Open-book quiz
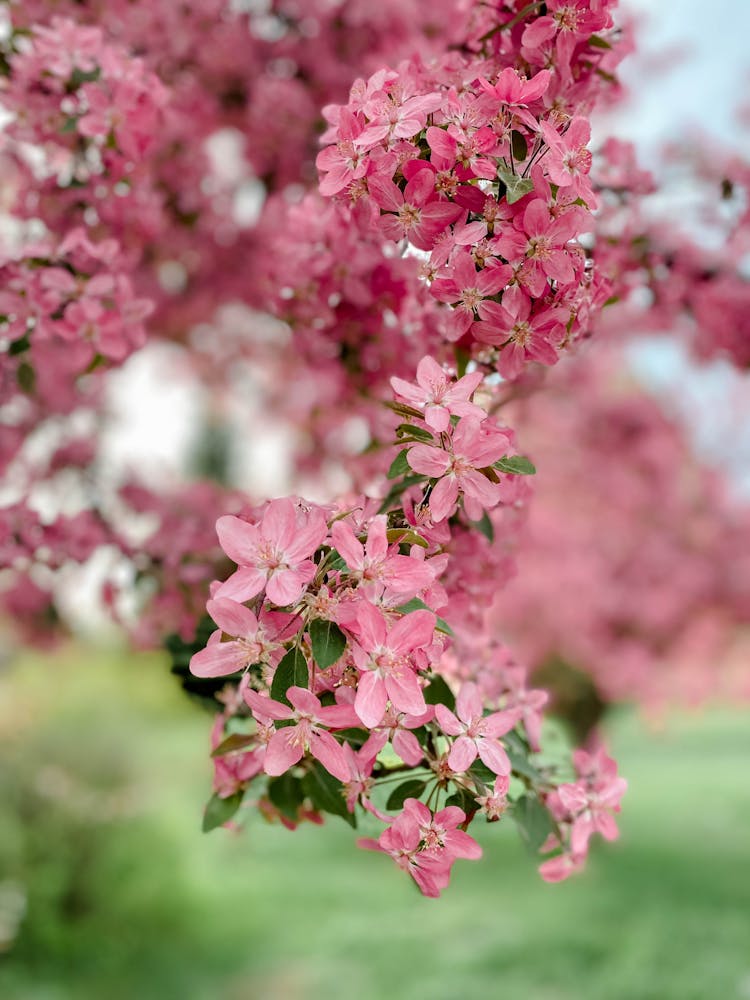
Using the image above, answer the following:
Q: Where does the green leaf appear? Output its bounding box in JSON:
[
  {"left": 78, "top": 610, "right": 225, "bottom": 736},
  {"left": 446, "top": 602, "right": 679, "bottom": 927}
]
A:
[
  {"left": 396, "top": 598, "right": 453, "bottom": 637},
  {"left": 469, "top": 510, "right": 494, "bottom": 543},
  {"left": 335, "top": 727, "right": 370, "bottom": 747},
  {"left": 325, "top": 549, "right": 347, "bottom": 572},
  {"left": 469, "top": 760, "right": 497, "bottom": 786},
  {"left": 495, "top": 455, "right": 536, "bottom": 475},
  {"left": 202, "top": 791, "right": 243, "bottom": 832},
  {"left": 385, "top": 400, "right": 424, "bottom": 420},
  {"left": 497, "top": 167, "right": 534, "bottom": 205},
  {"left": 386, "top": 528, "right": 428, "bottom": 549},
  {"left": 588, "top": 33, "right": 612, "bottom": 49},
  {"left": 507, "top": 750, "right": 544, "bottom": 784},
  {"left": 377, "top": 474, "right": 424, "bottom": 515},
  {"left": 309, "top": 618, "right": 347, "bottom": 669},
  {"left": 302, "top": 761, "right": 355, "bottom": 827},
  {"left": 267, "top": 772, "right": 304, "bottom": 821},
  {"left": 513, "top": 795, "right": 554, "bottom": 852},
  {"left": 69, "top": 65, "right": 101, "bottom": 88},
  {"left": 270, "top": 647, "right": 309, "bottom": 705},
  {"left": 455, "top": 346, "right": 471, "bottom": 379},
  {"left": 211, "top": 732, "right": 256, "bottom": 757},
  {"left": 387, "top": 449, "right": 411, "bottom": 479},
  {"left": 445, "top": 787, "right": 477, "bottom": 814},
  {"left": 423, "top": 674, "right": 456, "bottom": 711},
  {"left": 8, "top": 333, "right": 30, "bottom": 356},
  {"left": 17, "top": 361, "right": 35, "bottom": 394},
  {"left": 385, "top": 779, "right": 427, "bottom": 810},
  {"left": 396, "top": 423, "right": 434, "bottom": 443},
  {"left": 511, "top": 130, "right": 528, "bottom": 162}
]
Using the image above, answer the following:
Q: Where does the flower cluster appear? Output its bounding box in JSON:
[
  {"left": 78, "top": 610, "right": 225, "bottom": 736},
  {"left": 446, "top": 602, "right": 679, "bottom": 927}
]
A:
[
  {"left": 190, "top": 361, "right": 625, "bottom": 895},
  {"left": 317, "top": 3, "right": 624, "bottom": 381},
  {"left": 0, "top": 230, "right": 151, "bottom": 401}
]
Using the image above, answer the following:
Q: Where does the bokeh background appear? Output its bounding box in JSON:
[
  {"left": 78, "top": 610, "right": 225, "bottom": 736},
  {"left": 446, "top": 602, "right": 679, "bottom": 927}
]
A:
[{"left": 1, "top": 2, "right": 749, "bottom": 998}]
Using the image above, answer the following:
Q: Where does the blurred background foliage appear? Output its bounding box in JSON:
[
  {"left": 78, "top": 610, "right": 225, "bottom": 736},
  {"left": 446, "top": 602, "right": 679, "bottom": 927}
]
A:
[{"left": 0, "top": 646, "right": 748, "bottom": 1000}]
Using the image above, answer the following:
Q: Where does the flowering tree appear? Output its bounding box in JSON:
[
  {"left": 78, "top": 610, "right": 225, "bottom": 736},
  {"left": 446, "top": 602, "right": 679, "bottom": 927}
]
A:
[{"left": 1, "top": 1, "right": 747, "bottom": 895}]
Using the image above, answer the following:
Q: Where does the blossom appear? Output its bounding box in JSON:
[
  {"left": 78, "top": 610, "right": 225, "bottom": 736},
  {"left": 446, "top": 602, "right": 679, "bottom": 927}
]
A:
[
  {"left": 494, "top": 199, "right": 581, "bottom": 297},
  {"left": 347, "top": 601, "right": 436, "bottom": 727},
  {"left": 473, "top": 286, "right": 564, "bottom": 379},
  {"left": 475, "top": 775, "right": 510, "bottom": 820},
  {"left": 435, "top": 682, "right": 521, "bottom": 775},
  {"left": 430, "top": 254, "right": 512, "bottom": 340},
  {"left": 215, "top": 499, "right": 328, "bottom": 606},
  {"left": 368, "top": 168, "right": 462, "bottom": 251},
  {"left": 390, "top": 355, "right": 485, "bottom": 432},
  {"left": 189, "top": 598, "right": 299, "bottom": 678},
  {"left": 330, "top": 514, "right": 435, "bottom": 598},
  {"left": 244, "top": 686, "right": 358, "bottom": 782},
  {"left": 407, "top": 416, "right": 512, "bottom": 522},
  {"left": 477, "top": 68, "right": 551, "bottom": 130},
  {"left": 403, "top": 798, "right": 482, "bottom": 861}
]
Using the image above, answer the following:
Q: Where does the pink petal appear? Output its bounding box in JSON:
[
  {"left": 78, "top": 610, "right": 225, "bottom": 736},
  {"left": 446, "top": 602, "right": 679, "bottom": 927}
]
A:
[
  {"left": 435, "top": 704, "right": 462, "bottom": 737},
  {"left": 392, "top": 729, "right": 424, "bottom": 766},
  {"left": 447, "top": 829, "right": 483, "bottom": 860},
  {"left": 385, "top": 668, "right": 427, "bottom": 717},
  {"left": 447, "top": 735, "right": 478, "bottom": 773},
  {"left": 215, "top": 566, "right": 267, "bottom": 603},
  {"left": 264, "top": 727, "right": 304, "bottom": 775},
  {"left": 455, "top": 682, "right": 482, "bottom": 725},
  {"left": 331, "top": 520, "right": 365, "bottom": 571},
  {"left": 368, "top": 174, "right": 403, "bottom": 212},
  {"left": 286, "top": 686, "right": 320, "bottom": 716},
  {"left": 429, "top": 475, "right": 459, "bottom": 522},
  {"left": 216, "top": 515, "right": 260, "bottom": 565},
  {"left": 425, "top": 405, "right": 450, "bottom": 432},
  {"left": 355, "top": 670, "right": 388, "bottom": 728},
  {"left": 364, "top": 516, "right": 388, "bottom": 562},
  {"left": 477, "top": 737, "right": 511, "bottom": 776},
  {"left": 245, "top": 689, "right": 292, "bottom": 722},
  {"left": 286, "top": 511, "right": 328, "bottom": 562},
  {"left": 388, "top": 609, "right": 436, "bottom": 653},
  {"left": 482, "top": 708, "right": 522, "bottom": 738},
  {"left": 310, "top": 730, "right": 350, "bottom": 782},
  {"left": 266, "top": 565, "right": 314, "bottom": 606},
  {"left": 189, "top": 640, "right": 246, "bottom": 678},
  {"left": 206, "top": 597, "right": 259, "bottom": 638},
  {"left": 407, "top": 444, "right": 450, "bottom": 478}
]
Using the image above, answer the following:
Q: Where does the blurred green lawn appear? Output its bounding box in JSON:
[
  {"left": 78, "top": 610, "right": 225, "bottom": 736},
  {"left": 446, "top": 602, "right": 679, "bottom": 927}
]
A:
[{"left": 1, "top": 646, "right": 748, "bottom": 1000}]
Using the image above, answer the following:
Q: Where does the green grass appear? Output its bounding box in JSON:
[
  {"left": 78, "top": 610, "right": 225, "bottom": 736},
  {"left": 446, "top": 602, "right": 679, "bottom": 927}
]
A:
[{"left": 0, "top": 647, "right": 748, "bottom": 1000}]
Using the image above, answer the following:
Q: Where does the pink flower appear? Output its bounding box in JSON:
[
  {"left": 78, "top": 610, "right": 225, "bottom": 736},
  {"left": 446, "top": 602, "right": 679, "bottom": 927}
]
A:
[
  {"left": 435, "top": 682, "right": 520, "bottom": 775},
  {"left": 430, "top": 253, "right": 512, "bottom": 340},
  {"left": 494, "top": 199, "right": 580, "bottom": 297},
  {"left": 473, "top": 286, "right": 564, "bottom": 379},
  {"left": 368, "top": 168, "right": 462, "bottom": 251},
  {"left": 360, "top": 704, "right": 435, "bottom": 766},
  {"left": 244, "top": 686, "right": 357, "bottom": 783},
  {"left": 407, "top": 416, "right": 511, "bottom": 522},
  {"left": 215, "top": 498, "right": 328, "bottom": 606},
  {"left": 477, "top": 68, "right": 551, "bottom": 131},
  {"left": 190, "top": 597, "right": 299, "bottom": 678},
  {"left": 347, "top": 601, "right": 436, "bottom": 727},
  {"left": 330, "top": 514, "right": 434, "bottom": 599},
  {"left": 358, "top": 807, "right": 450, "bottom": 897},
  {"left": 316, "top": 108, "right": 368, "bottom": 196},
  {"left": 356, "top": 90, "right": 442, "bottom": 149},
  {"left": 475, "top": 775, "right": 510, "bottom": 820},
  {"left": 541, "top": 118, "right": 596, "bottom": 207},
  {"left": 403, "top": 798, "right": 482, "bottom": 861},
  {"left": 390, "top": 355, "right": 485, "bottom": 432},
  {"left": 538, "top": 851, "right": 586, "bottom": 883}
]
